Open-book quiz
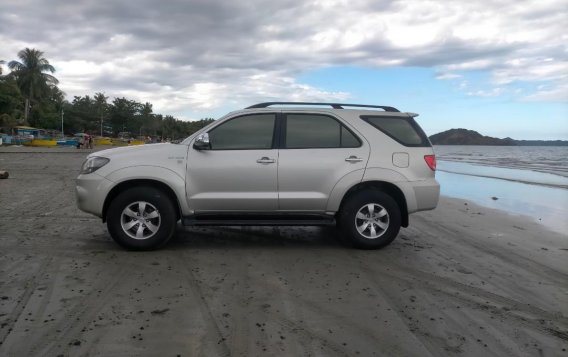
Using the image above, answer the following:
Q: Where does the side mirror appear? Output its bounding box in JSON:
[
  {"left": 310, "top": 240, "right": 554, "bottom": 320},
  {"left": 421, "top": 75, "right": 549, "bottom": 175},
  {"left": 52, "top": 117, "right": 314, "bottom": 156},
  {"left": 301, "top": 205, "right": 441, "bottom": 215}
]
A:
[{"left": 193, "top": 133, "right": 211, "bottom": 150}]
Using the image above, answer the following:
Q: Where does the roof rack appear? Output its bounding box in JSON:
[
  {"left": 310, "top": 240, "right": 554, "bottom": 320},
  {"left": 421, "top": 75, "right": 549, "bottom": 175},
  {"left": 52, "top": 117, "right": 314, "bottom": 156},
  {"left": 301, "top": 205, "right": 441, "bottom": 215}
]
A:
[{"left": 245, "top": 102, "right": 400, "bottom": 112}]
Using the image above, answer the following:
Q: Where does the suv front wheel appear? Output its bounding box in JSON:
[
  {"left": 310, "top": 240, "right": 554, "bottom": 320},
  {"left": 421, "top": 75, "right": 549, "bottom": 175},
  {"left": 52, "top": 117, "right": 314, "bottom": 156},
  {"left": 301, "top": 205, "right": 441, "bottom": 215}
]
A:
[
  {"left": 339, "top": 190, "right": 401, "bottom": 249},
  {"left": 107, "top": 186, "right": 177, "bottom": 250}
]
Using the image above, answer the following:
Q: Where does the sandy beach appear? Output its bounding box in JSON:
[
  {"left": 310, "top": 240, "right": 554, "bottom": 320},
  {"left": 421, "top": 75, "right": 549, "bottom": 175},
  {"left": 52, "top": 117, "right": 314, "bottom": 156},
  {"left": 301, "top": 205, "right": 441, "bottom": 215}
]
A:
[{"left": 0, "top": 148, "right": 567, "bottom": 356}]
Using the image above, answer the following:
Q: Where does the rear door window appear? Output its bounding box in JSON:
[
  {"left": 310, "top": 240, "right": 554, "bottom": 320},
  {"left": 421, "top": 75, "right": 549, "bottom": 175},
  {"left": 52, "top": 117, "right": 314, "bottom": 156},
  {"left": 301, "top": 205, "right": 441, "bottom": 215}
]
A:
[
  {"left": 362, "top": 116, "right": 430, "bottom": 147},
  {"left": 284, "top": 114, "right": 361, "bottom": 149}
]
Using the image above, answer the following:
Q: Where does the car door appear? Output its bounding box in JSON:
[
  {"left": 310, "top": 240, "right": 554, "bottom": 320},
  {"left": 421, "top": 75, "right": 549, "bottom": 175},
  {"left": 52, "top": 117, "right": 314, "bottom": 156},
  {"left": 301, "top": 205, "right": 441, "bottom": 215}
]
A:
[
  {"left": 278, "top": 113, "right": 370, "bottom": 211},
  {"left": 186, "top": 113, "right": 279, "bottom": 211}
]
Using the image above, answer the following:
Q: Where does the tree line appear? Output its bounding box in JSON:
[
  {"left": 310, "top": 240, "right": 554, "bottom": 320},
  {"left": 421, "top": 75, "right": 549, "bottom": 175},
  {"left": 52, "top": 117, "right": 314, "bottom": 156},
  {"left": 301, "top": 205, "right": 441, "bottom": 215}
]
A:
[{"left": 0, "top": 48, "right": 214, "bottom": 139}]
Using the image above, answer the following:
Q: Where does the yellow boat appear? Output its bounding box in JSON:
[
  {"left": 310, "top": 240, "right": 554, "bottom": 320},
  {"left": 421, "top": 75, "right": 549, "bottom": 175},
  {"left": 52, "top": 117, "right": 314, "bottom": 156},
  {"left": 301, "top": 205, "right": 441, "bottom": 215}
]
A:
[
  {"left": 24, "top": 137, "right": 145, "bottom": 147},
  {"left": 112, "top": 139, "right": 145, "bottom": 146},
  {"left": 95, "top": 138, "right": 113, "bottom": 146},
  {"left": 30, "top": 139, "right": 58, "bottom": 147}
]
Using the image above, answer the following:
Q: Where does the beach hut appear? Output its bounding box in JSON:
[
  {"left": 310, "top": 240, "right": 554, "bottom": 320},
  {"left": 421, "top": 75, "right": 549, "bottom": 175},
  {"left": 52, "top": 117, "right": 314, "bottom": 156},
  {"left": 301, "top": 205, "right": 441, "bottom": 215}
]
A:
[
  {"left": 12, "top": 126, "right": 59, "bottom": 146},
  {"left": 15, "top": 126, "right": 40, "bottom": 138},
  {"left": 10, "top": 126, "right": 37, "bottom": 145}
]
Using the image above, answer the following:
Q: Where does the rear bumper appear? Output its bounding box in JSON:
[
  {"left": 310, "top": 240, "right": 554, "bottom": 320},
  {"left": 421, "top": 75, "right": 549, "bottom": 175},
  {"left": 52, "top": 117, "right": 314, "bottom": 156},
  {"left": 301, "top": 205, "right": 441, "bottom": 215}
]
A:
[
  {"left": 413, "top": 178, "right": 440, "bottom": 212},
  {"left": 399, "top": 178, "right": 440, "bottom": 214},
  {"left": 75, "top": 173, "right": 114, "bottom": 218}
]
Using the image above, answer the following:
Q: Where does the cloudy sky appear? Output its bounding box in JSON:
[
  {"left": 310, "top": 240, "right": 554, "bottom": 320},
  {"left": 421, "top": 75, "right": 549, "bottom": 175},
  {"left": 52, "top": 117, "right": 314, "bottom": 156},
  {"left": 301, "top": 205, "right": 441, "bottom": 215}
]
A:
[{"left": 1, "top": 0, "right": 567, "bottom": 139}]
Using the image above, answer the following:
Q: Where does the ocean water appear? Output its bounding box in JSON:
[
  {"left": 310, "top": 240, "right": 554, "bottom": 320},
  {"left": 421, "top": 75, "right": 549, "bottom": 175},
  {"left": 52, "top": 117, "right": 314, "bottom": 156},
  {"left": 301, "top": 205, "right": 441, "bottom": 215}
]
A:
[
  {"left": 434, "top": 145, "right": 568, "bottom": 178},
  {"left": 433, "top": 145, "right": 568, "bottom": 235}
]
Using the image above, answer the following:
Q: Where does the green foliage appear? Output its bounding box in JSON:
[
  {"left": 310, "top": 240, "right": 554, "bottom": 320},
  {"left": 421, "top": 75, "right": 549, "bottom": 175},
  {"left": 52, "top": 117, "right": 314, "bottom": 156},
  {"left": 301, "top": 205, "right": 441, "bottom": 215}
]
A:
[
  {"left": 0, "top": 75, "right": 23, "bottom": 125},
  {"left": 1, "top": 48, "right": 216, "bottom": 138},
  {"left": 8, "top": 49, "right": 58, "bottom": 98},
  {"left": 7, "top": 48, "right": 59, "bottom": 124}
]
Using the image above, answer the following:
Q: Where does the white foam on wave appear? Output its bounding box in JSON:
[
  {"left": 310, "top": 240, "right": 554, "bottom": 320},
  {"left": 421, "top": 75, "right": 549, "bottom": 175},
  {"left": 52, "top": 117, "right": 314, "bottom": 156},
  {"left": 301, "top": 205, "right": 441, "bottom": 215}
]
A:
[{"left": 437, "top": 161, "right": 568, "bottom": 188}]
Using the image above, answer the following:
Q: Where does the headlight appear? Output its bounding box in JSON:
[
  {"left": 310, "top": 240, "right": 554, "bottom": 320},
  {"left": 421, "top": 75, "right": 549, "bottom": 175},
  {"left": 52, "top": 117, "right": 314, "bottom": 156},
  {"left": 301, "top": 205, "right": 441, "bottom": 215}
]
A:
[{"left": 80, "top": 157, "right": 110, "bottom": 174}]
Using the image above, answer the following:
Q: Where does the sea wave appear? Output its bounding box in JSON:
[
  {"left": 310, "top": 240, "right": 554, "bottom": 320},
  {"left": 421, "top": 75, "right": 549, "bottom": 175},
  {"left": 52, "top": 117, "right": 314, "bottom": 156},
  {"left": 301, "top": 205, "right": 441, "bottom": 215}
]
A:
[
  {"left": 433, "top": 146, "right": 568, "bottom": 234},
  {"left": 434, "top": 145, "right": 568, "bottom": 178},
  {"left": 437, "top": 161, "right": 568, "bottom": 189}
]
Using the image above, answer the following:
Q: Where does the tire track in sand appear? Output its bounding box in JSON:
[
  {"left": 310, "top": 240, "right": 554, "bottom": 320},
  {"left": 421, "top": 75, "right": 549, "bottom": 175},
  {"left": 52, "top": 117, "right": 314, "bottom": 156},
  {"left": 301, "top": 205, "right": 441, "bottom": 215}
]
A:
[
  {"left": 175, "top": 251, "right": 231, "bottom": 357},
  {"left": 0, "top": 257, "right": 53, "bottom": 347},
  {"left": 415, "top": 215, "right": 568, "bottom": 285},
  {"left": 349, "top": 252, "right": 568, "bottom": 344},
  {"left": 18, "top": 265, "right": 130, "bottom": 356}
]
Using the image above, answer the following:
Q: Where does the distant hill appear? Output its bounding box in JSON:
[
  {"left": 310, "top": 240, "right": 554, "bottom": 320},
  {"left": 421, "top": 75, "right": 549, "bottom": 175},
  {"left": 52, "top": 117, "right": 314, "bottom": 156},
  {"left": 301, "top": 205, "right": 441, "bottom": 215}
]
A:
[{"left": 429, "top": 129, "right": 568, "bottom": 146}]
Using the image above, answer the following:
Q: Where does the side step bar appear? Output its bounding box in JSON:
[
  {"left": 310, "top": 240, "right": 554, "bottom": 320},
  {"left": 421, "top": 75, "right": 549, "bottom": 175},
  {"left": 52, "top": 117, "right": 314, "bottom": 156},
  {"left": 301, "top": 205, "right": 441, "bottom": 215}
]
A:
[{"left": 182, "top": 213, "right": 336, "bottom": 227}]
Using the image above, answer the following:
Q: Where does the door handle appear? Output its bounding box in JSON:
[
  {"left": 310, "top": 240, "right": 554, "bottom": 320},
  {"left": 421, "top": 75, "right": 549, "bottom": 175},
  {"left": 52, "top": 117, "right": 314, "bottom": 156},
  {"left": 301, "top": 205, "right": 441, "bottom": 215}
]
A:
[
  {"left": 345, "top": 156, "right": 363, "bottom": 163},
  {"left": 256, "top": 157, "right": 275, "bottom": 164}
]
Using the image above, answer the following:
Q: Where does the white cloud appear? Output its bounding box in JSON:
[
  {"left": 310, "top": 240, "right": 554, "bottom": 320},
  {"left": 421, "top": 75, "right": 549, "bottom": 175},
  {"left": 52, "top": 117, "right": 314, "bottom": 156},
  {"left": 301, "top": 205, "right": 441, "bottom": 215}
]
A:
[
  {"left": 0, "top": 0, "right": 567, "bottom": 118},
  {"left": 435, "top": 73, "right": 462, "bottom": 80},
  {"left": 107, "top": 73, "right": 350, "bottom": 116},
  {"left": 445, "top": 60, "right": 497, "bottom": 71},
  {"left": 493, "top": 59, "right": 568, "bottom": 84},
  {"left": 522, "top": 83, "right": 568, "bottom": 102},
  {"left": 467, "top": 88, "right": 505, "bottom": 97}
]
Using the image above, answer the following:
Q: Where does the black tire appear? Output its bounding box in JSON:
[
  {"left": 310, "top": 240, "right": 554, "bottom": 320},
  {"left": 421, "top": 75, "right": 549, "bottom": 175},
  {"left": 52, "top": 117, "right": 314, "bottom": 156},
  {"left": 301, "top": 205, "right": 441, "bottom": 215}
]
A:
[
  {"left": 106, "top": 186, "right": 177, "bottom": 250},
  {"left": 338, "top": 190, "right": 401, "bottom": 249}
]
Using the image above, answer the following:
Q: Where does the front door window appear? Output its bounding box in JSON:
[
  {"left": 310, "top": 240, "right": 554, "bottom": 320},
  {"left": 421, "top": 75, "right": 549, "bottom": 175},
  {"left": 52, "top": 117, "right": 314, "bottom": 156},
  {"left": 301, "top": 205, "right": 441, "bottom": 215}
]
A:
[{"left": 209, "top": 114, "right": 275, "bottom": 150}]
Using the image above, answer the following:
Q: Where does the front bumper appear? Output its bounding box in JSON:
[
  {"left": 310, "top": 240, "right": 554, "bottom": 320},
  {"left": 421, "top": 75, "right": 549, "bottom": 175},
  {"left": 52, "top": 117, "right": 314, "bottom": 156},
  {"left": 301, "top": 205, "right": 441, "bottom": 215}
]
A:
[{"left": 75, "top": 173, "right": 114, "bottom": 218}]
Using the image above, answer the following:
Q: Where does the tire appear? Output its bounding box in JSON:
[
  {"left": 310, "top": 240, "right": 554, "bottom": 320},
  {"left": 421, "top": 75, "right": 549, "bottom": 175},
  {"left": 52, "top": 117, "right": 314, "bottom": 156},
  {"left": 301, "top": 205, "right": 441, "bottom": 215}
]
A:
[
  {"left": 338, "top": 190, "right": 401, "bottom": 249},
  {"left": 106, "top": 186, "right": 177, "bottom": 250}
]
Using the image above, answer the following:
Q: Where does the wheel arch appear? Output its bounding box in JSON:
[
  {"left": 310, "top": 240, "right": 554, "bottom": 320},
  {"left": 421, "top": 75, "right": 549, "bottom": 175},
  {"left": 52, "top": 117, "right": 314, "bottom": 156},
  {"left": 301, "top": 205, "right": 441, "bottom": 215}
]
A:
[
  {"left": 102, "top": 179, "right": 182, "bottom": 223},
  {"left": 338, "top": 181, "right": 409, "bottom": 227}
]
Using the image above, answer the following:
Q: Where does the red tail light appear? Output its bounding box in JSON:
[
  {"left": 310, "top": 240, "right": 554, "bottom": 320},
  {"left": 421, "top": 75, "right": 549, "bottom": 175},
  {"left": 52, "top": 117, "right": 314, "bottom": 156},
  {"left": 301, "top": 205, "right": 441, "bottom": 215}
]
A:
[{"left": 424, "top": 155, "right": 436, "bottom": 171}]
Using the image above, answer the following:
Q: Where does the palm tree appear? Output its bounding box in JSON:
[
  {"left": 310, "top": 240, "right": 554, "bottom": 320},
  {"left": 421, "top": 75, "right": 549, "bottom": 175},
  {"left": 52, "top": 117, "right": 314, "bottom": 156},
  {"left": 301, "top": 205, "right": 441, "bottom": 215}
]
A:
[
  {"left": 8, "top": 48, "right": 59, "bottom": 124},
  {"left": 94, "top": 92, "right": 108, "bottom": 136},
  {"left": 140, "top": 102, "right": 154, "bottom": 136}
]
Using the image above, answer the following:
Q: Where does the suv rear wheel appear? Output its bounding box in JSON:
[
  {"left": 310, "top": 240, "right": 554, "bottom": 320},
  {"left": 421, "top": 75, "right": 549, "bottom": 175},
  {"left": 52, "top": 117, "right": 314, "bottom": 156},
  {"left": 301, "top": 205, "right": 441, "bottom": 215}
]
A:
[
  {"left": 339, "top": 190, "right": 401, "bottom": 249},
  {"left": 107, "top": 186, "right": 177, "bottom": 250}
]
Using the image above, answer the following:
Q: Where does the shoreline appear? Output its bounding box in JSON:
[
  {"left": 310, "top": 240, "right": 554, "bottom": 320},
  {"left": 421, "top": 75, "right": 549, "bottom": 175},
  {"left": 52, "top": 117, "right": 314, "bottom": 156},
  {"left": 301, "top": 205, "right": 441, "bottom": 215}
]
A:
[
  {"left": 438, "top": 158, "right": 568, "bottom": 180},
  {"left": 415, "top": 195, "right": 568, "bottom": 271},
  {"left": 438, "top": 169, "right": 568, "bottom": 189},
  {"left": 436, "top": 164, "right": 568, "bottom": 235}
]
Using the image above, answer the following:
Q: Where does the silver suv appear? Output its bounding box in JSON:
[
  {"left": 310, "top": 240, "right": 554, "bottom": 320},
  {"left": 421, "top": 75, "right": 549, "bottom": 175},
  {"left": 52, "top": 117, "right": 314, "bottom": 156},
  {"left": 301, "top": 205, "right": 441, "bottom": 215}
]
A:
[{"left": 76, "top": 102, "right": 439, "bottom": 250}]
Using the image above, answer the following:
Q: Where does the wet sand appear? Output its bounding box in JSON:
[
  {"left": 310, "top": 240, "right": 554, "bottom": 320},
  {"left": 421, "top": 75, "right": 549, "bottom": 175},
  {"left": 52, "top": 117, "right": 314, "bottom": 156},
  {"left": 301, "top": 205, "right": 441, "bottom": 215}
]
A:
[{"left": 1, "top": 150, "right": 567, "bottom": 356}]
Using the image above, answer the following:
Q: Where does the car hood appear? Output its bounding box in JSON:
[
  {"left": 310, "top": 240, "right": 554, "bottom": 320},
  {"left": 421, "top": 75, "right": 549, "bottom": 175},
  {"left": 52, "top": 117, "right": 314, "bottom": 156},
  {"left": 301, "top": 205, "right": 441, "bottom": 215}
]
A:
[
  {"left": 88, "top": 143, "right": 181, "bottom": 160},
  {"left": 87, "top": 143, "right": 190, "bottom": 180}
]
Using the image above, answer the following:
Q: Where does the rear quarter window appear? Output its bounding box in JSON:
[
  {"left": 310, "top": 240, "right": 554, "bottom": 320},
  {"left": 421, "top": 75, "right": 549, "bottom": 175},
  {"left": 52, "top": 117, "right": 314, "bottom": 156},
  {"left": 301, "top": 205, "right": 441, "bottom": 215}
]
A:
[{"left": 361, "top": 116, "right": 430, "bottom": 147}]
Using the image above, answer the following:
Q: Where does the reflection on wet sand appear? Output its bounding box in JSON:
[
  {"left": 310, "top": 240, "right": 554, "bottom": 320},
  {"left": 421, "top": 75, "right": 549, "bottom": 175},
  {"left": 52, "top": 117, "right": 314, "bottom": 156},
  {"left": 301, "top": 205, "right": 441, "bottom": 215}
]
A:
[{"left": 437, "top": 161, "right": 568, "bottom": 235}]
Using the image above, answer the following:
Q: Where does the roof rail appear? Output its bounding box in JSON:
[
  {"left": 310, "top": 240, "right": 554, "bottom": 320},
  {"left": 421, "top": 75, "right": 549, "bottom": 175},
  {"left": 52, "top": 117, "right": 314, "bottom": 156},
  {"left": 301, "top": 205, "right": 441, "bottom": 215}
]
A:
[{"left": 245, "top": 102, "right": 400, "bottom": 112}]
